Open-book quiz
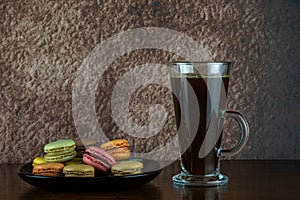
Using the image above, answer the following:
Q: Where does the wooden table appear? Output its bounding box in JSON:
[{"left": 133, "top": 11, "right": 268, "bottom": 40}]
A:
[{"left": 1, "top": 160, "right": 300, "bottom": 200}]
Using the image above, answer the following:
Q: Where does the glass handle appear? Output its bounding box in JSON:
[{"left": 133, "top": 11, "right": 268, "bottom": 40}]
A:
[{"left": 220, "top": 110, "right": 250, "bottom": 157}]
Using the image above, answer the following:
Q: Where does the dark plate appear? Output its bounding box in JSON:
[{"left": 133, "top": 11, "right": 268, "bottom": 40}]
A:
[{"left": 18, "top": 158, "right": 162, "bottom": 191}]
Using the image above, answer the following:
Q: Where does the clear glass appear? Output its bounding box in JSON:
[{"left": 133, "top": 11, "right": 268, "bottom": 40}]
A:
[{"left": 170, "top": 62, "right": 249, "bottom": 187}]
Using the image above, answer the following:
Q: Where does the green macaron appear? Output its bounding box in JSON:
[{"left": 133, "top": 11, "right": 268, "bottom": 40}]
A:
[
  {"left": 44, "top": 139, "right": 76, "bottom": 163},
  {"left": 111, "top": 160, "right": 143, "bottom": 176},
  {"left": 63, "top": 164, "right": 95, "bottom": 177},
  {"left": 44, "top": 139, "right": 76, "bottom": 153}
]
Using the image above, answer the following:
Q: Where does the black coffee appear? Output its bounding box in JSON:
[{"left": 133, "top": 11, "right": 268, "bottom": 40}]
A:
[{"left": 171, "top": 75, "right": 229, "bottom": 175}]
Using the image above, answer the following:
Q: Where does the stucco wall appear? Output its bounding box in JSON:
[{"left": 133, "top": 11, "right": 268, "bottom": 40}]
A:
[{"left": 1, "top": 0, "right": 299, "bottom": 163}]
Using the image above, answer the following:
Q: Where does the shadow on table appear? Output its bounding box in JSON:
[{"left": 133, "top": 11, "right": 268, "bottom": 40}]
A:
[{"left": 19, "top": 184, "right": 161, "bottom": 200}]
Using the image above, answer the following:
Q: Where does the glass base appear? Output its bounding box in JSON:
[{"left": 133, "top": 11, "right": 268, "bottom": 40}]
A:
[{"left": 172, "top": 172, "right": 228, "bottom": 187}]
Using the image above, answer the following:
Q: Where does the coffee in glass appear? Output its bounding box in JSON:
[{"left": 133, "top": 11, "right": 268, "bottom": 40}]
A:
[{"left": 170, "top": 62, "right": 249, "bottom": 186}]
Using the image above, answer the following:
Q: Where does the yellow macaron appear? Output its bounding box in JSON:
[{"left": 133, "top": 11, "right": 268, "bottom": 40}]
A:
[{"left": 32, "top": 157, "right": 47, "bottom": 166}]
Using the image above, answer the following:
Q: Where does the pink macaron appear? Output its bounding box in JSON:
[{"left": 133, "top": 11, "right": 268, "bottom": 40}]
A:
[{"left": 83, "top": 146, "right": 116, "bottom": 172}]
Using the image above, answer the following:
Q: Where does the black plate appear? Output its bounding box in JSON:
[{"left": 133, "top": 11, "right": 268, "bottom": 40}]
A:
[{"left": 18, "top": 159, "right": 162, "bottom": 191}]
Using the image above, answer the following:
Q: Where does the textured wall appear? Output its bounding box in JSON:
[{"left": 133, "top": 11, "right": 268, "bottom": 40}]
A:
[{"left": 1, "top": 0, "right": 299, "bottom": 163}]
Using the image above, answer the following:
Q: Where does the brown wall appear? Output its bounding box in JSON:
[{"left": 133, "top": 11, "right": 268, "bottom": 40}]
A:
[{"left": 1, "top": 0, "right": 299, "bottom": 163}]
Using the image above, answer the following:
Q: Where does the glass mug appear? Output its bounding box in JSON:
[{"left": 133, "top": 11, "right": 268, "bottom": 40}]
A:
[{"left": 170, "top": 62, "right": 249, "bottom": 186}]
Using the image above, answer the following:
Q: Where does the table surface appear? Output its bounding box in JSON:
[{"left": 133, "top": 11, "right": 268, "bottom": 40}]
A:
[{"left": 1, "top": 160, "right": 300, "bottom": 200}]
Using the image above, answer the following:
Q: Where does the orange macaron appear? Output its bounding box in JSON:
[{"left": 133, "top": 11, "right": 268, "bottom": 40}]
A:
[
  {"left": 100, "top": 139, "right": 131, "bottom": 161},
  {"left": 32, "top": 163, "right": 64, "bottom": 177}
]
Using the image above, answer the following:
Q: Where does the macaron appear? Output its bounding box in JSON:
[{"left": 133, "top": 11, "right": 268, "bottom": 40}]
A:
[
  {"left": 100, "top": 139, "right": 131, "bottom": 161},
  {"left": 64, "top": 158, "right": 84, "bottom": 166},
  {"left": 83, "top": 146, "right": 116, "bottom": 173},
  {"left": 74, "top": 138, "right": 97, "bottom": 157},
  {"left": 111, "top": 160, "right": 143, "bottom": 176},
  {"left": 32, "top": 157, "right": 46, "bottom": 166},
  {"left": 63, "top": 164, "right": 95, "bottom": 177},
  {"left": 44, "top": 139, "right": 76, "bottom": 163},
  {"left": 32, "top": 163, "right": 64, "bottom": 177}
]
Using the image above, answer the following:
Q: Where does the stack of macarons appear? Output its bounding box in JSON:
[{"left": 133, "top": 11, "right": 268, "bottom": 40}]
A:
[
  {"left": 32, "top": 139, "right": 95, "bottom": 177},
  {"left": 32, "top": 138, "right": 144, "bottom": 177}
]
